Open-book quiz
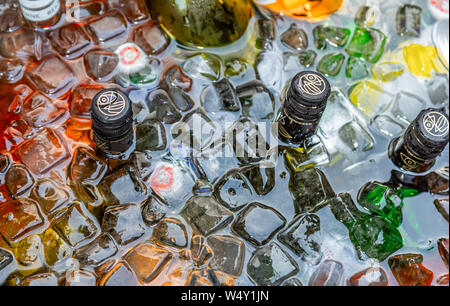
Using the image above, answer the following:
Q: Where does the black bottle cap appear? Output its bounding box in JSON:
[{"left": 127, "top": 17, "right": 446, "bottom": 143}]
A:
[
  {"left": 288, "top": 71, "right": 331, "bottom": 107},
  {"left": 90, "top": 89, "right": 133, "bottom": 140},
  {"left": 406, "top": 108, "right": 449, "bottom": 159},
  {"left": 285, "top": 71, "right": 331, "bottom": 122}
]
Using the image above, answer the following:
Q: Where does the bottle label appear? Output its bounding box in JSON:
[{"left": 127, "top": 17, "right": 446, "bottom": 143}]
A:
[
  {"left": 19, "top": 0, "right": 61, "bottom": 22},
  {"left": 399, "top": 145, "right": 425, "bottom": 171},
  {"left": 430, "top": 0, "right": 449, "bottom": 13},
  {"left": 278, "top": 109, "right": 315, "bottom": 143},
  {"left": 115, "top": 43, "right": 148, "bottom": 74}
]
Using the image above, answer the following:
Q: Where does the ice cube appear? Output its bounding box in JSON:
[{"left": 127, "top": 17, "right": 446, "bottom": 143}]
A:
[
  {"left": 21, "top": 91, "right": 68, "bottom": 128},
  {"left": 348, "top": 267, "right": 388, "bottom": 286},
  {"left": 5, "top": 164, "right": 35, "bottom": 199},
  {"left": 31, "top": 178, "right": 71, "bottom": 215},
  {"left": 191, "top": 234, "right": 212, "bottom": 268},
  {"left": 49, "top": 23, "right": 93, "bottom": 60},
  {"left": 255, "top": 51, "right": 283, "bottom": 93},
  {"left": 74, "top": 233, "right": 119, "bottom": 267},
  {"left": 121, "top": 0, "right": 149, "bottom": 24},
  {"left": 40, "top": 228, "right": 71, "bottom": 266},
  {"left": 98, "top": 261, "right": 140, "bottom": 286},
  {"left": 278, "top": 213, "right": 323, "bottom": 266},
  {"left": 183, "top": 53, "right": 222, "bottom": 82},
  {"left": 123, "top": 242, "right": 173, "bottom": 284},
  {"left": 53, "top": 202, "right": 100, "bottom": 248},
  {"left": 207, "top": 235, "right": 245, "bottom": 277},
  {"left": 68, "top": 147, "right": 108, "bottom": 207},
  {"left": 0, "top": 29, "right": 41, "bottom": 60},
  {"left": 86, "top": 11, "right": 128, "bottom": 45},
  {"left": 64, "top": 270, "right": 97, "bottom": 286},
  {"left": 17, "top": 128, "right": 70, "bottom": 176},
  {"left": 0, "top": 198, "right": 44, "bottom": 244},
  {"left": 0, "top": 59, "right": 25, "bottom": 83},
  {"left": 280, "top": 24, "right": 308, "bottom": 50},
  {"left": 136, "top": 119, "right": 167, "bottom": 152},
  {"left": 84, "top": 50, "right": 119, "bottom": 82},
  {"left": 147, "top": 89, "right": 181, "bottom": 124},
  {"left": 98, "top": 165, "right": 148, "bottom": 207},
  {"left": 133, "top": 20, "right": 171, "bottom": 55},
  {"left": 308, "top": 260, "right": 344, "bottom": 286},
  {"left": 181, "top": 196, "right": 233, "bottom": 236},
  {"left": 247, "top": 242, "right": 299, "bottom": 286},
  {"left": 152, "top": 217, "right": 188, "bottom": 249},
  {"left": 231, "top": 202, "right": 286, "bottom": 247},
  {"left": 214, "top": 167, "right": 254, "bottom": 212},
  {"left": 26, "top": 55, "right": 77, "bottom": 98},
  {"left": 288, "top": 168, "right": 335, "bottom": 214},
  {"left": 102, "top": 203, "right": 147, "bottom": 246}
]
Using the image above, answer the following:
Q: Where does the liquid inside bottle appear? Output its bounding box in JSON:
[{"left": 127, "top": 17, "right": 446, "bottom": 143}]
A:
[
  {"left": 146, "top": 0, "right": 252, "bottom": 48},
  {"left": 259, "top": 0, "right": 343, "bottom": 21}
]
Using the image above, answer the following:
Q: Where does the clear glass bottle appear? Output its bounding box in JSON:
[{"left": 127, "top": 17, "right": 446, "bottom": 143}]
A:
[{"left": 18, "top": 0, "right": 62, "bottom": 29}]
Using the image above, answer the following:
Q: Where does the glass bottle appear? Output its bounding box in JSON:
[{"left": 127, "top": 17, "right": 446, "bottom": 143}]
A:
[
  {"left": 277, "top": 71, "right": 331, "bottom": 145},
  {"left": 18, "top": 0, "right": 62, "bottom": 29},
  {"left": 146, "top": 0, "right": 252, "bottom": 48},
  {"left": 257, "top": 0, "right": 343, "bottom": 22},
  {"left": 90, "top": 89, "right": 136, "bottom": 161},
  {"left": 389, "top": 108, "right": 449, "bottom": 173}
]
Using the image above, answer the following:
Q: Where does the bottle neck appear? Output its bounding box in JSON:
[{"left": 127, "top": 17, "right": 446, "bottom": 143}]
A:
[
  {"left": 92, "top": 127, "right": 136, "bottom": 161},
  {"left": 388, "top": 135, "right": 437, "bottom": 174}
]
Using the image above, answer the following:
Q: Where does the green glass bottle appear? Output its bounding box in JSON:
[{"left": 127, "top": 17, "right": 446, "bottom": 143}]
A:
[
  {"left": 146, "top": 0, "right": 252, "bottom": 48},
  {"left": 329, "top": 193, "right": 403, "bottom": 262}
]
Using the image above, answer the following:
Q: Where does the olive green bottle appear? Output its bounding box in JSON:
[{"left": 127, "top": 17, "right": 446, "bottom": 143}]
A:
[{"left": 146, "top": 0, "right": 252, "bottom": 48}]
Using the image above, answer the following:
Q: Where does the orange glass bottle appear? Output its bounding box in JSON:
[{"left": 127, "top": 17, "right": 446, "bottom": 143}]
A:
[{"left": 259, "top": 0, "right": 343, "bottom": 21}]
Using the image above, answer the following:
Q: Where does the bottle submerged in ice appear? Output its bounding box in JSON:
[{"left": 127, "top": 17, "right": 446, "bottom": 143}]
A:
[
  {"left": 388, "top": 109, "right": 449, "bottom": 174},
  {"left": 90, "top": 89, "right": 136, "bottom": 161}
]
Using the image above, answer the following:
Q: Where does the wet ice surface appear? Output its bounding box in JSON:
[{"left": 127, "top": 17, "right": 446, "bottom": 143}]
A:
[{"left": 0, "top": 0, "right": 448, "bottom": 286}]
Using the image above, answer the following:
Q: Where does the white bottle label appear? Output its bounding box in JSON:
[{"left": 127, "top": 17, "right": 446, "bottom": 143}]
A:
[{"left": 19, "top": 0, "right": 61, "bottom": 22}]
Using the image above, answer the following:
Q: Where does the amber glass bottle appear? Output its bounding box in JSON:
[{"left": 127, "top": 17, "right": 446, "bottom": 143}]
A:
[{"left": 261, "top": 0, "right": 343, "bottom": 21}]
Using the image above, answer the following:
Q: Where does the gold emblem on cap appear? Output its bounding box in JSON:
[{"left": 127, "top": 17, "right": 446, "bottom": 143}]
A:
[
  {"left": 423, "top": 112, "right": 449, "bottom": 137},
  {"left": 97, "top": 91, "right": 126, "bottom": 117},
  {"left": 298, "top": 73, "right": 326, "bottom": 96}
]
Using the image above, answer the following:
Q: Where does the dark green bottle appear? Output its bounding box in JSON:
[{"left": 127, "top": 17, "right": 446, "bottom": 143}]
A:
[
  {"left": 90, "top": 89, "right": 136, "bottom": 160},
  {"left": 277, "top": 71, "right": 331, "bottom": 145},
  {"left": 388, "top": 108, "right": 449, "bottom": 173}
]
